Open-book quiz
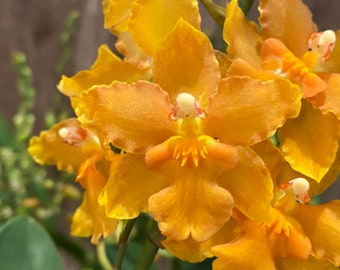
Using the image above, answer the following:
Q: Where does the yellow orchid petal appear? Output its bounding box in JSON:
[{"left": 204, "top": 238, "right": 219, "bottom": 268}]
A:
[
  {"left": 98, "top": 153, "right": 167, "bottom": 219},
  {"left": 211, "top": 222, "right": 276, "bottom": 270},
  {"left": 227, "top": 58, "right": 275, "bottom": 81},
  {"left": 310, "top": 73, "right": 340, "bottom": 120},
  {"left": 214, "top": 51, "right": 231, "bottom": 79},
  {"left": 102, "top": 0, "right": 133, "bottom": 32},
  {"left": 74, "top": 81, "right": 177, "bottom": 153},
  {"left": 153, "top": 19, "right": 220, "bottom": 108},
  {"left": 277, "top": 256, "right": 339, "bottom": 270},
  {"left": 259, "top": 0, "right": 317, "bottom": 57},
  {"left": 218, "top": 147, "right": 273, "bottom": 222},
  {"left": 292, "top": 201, "right": 340, "bottom": 265},
  {"left": 162, "top": 218, "right": 238, "bottom": 263},
  {"left": 129, "top": 0, "right": 200, "bottom": 56},
  {"left": 148, "top": 163, "right": 234, "bottom": 242},
  {"left": 224, "top": 0, "right": 262, "bottom": 68},
  {"left": 71, "top": 193, "right": 118, "bottom": 244},
  {"left": 251, "top": 140, "right": 286, "bottom": 183},
  {"left": 71, "top": 156, "right": 118, "bottom": 244},
  {"left": 115, "top": 31, "right": 153, "bottom": 69},
  {"left": 71, "top": 192, "right": 97, "bottom": 239},
  {"left": 278, "top": 101, "right": 340, "bottom": 182},
  {"left": 308, "top": 144, "right": 340, "bottom": 196},
  {"left": 203, "top": 77, "right": 301, "bottom": 147},
  {"left": 147, "top": 138, "right": 237, "bottom": 242},
  {"left": 58, "top": 45, "right": 151, "bottom": 97},
  {"left": 28, "top": 118, "right": 95, "bottom": 173}
]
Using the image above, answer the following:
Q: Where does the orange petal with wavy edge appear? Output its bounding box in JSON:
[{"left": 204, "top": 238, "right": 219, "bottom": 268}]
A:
[
  {"left": 28, "top": 118, "right": 95, "bottom": 173},
  {"left": 310, "top": 73, "right": 340, "bottom": 120},
  {"left": 203, "top": 77, "right": 301, "bottom": 147},
  {"left": 218, "top": 147, "right": 273, "bottom": 222},
  {"left": 148, "top": 157, "right": 234, "bottom": 242},
  {"left": 71, "top": 156, "right": 118, "bottom": 244},
  {"left": 259, "top": 0, "right": 317, "bottom": 57},
  {"left": 224, "top": 0, "right": 262, "bottom": 68},
  {"left": 278, "top": 101, "right": 340, "bottom": 182},
  {"left": 74, "top": 81, "right": 177, "bottom": 153},
  {"left": 58, "top": 45, "right": 151, "bottom": 97},
  {"left": 99, "top": 153, "right": 167, "bottom": 219},
  {"left": 162, "top": 218, "right": 238, "bottom": 263},
  {"left": 102, "top": 0, "right": 133, "bottom": 32},
  {"left": 292, "top": 201, "right": 340, "bottom": 265},
  {"left": 129, "top": 0, "right": 200, "bottom": 56},
  {"left": 153, "top": 19, "right": 220, "bottom": 108}
]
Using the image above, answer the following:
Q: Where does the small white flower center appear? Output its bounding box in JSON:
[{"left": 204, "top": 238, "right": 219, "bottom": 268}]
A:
[
  {"left": 58, "top": 126, "right": 86, "bottom": 146},
  {"left": 170, "top": 92, "right": 205, "bottom": 121},
  {"left": 308, "top": 30, "right": 336, "bottom": 62},
  {"left": 289, "top": 177, "right": 310, "bottom": 203}
]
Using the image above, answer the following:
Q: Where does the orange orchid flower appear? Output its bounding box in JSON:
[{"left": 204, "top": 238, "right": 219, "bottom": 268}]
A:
[
  {"left": 224, "top": 0, "right": 340, "bottom": 183},
  {"left": 73, "top": 19, "right": 301, "bottom": 243},
  {"left": 211, "top": 141, "right": 340, "bottom": 269},
  {"left": 28, "top": 118, "right": 118, "bottom": 243}
]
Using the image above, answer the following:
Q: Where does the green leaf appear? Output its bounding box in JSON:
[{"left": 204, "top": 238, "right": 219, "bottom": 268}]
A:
[
  {"left": 0, "top": 113, "right": 14, "bottom": 146},
  {"left": 0, "top": 215, "right": 63, "bottom": 270}
]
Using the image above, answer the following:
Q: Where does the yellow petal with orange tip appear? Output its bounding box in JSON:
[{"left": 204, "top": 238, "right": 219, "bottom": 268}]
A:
[
  {"left": 203, "top": 76, "right": 301, "bottom": 147},
  {"left": 58, "top": 45, "right": 151, "bottom": 97},
  {"left": 224, "top": 0, "right": 262, "bottom": 68},
  {"left": 74, "top": 81, "right": 177, "bottom": 154},
  {"left": 128, "top": 0, "right": 200, "bottom": 56},
  {"left": 98, "top": 153, "right": 167, "bottom": 219},
  {"left": 278, "top": 101, "right": 340, "bottom": 182},
  {"left": 259, "top": 0, "right": 317, "bottom": 58},
  {"left": 153, "top": 18, "right": 220, "bottom": 109},
  {"left": 292, "top": 200, "right": 340, "bottom": 266}
]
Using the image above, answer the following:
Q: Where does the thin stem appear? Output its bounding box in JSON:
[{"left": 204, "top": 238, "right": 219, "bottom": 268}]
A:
[
  {"left": 199, "top": 0, "right": 226, "bottom": 26},
  {"left": 113, "top": 218, "right": 137, "bottom": 270},
  {"left": 133, "top": 219, "right": 161, "bottom": 270},
  {"left": 238, "top": 0, "right": 255, "bottom": 16}
]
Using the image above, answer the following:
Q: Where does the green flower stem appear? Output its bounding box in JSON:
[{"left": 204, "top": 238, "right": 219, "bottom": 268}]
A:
[
  {"left": 113, "top": 218, "right": 137, "bottom": 270},
  {"left": 199, "top": 0, "right": 226, "bottom": 26},
  {"left": 238, "top": 0, "right": 255, "bottom": 15},
  {"left": 133, "top": 219, "right": 161, "bottom": 270}
]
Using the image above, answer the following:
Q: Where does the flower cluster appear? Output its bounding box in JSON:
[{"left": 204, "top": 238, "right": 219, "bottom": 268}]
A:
[{"left": 28, "top": 0, "right": 340, "bottom": 268}]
